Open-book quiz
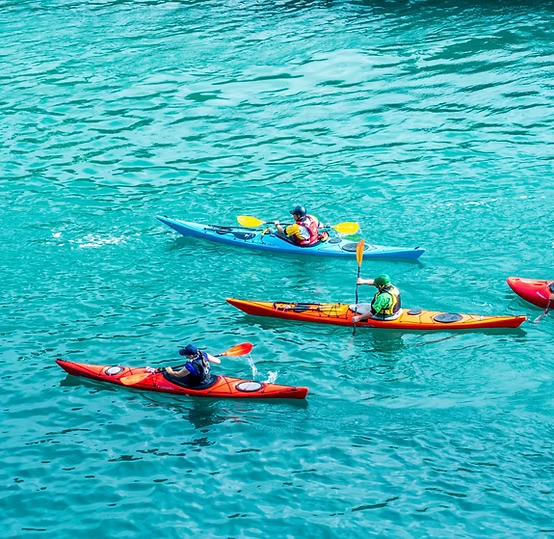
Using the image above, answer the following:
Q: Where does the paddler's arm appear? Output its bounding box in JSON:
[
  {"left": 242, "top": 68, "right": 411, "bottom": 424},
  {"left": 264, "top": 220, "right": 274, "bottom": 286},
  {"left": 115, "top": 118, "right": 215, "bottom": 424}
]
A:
[
  {"left": 274, "top": 221, "right": 301, "bottom": 238},
  {"left": 274, "top": 221, "right": 284, "bottom": 233},
  {"left": 166, "top": 365, "right": 190, "bottom": 377},
  {"left": 357, "top": 278, "right": 376, "bottom": 287},
  {"left": 352, "top": 311, "right": 373, "bottom": 323},
  {"left": 205, "top": 353, "right": 221, "bottom": 365}
]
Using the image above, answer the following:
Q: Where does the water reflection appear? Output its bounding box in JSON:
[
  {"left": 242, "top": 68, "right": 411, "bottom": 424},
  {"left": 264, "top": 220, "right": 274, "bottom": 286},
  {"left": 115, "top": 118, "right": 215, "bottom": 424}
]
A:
[
  {"left": 183, "top": 399, "right": 227, "bottom": 431},
  {"left": 355, "top": 329, "right": 406, "bottom": 354}
]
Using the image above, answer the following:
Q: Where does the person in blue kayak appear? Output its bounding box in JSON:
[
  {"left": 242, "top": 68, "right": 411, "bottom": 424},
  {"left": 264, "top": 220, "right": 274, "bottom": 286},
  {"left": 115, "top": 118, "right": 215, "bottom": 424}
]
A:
[
  {"left": 165, "top": 344, "right": 221, "bottom": 386},
  {"left": 274, "top": 205, "right": 328, "bottom": 247},
  {"left": 352, "top": 274, "right": 402, "bottom": 322}
]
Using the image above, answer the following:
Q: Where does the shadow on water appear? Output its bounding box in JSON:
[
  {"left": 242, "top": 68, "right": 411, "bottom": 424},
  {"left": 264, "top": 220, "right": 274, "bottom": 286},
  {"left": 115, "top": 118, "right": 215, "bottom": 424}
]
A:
[
  {"left": 163, "top": 234, "right": 423, "bottom": 267},
  {"left": 265, "top": 0, "right": 554, "bottom": 13},
  {"left": 160, "top": 394, "right": 308, "bottom": 425},
  {"left": 237, "top": 314, "right": 528, "bottom": 338},
  {"left": 165, "top": 398, "right": 228, "bottom": 430},
  {"left": 54, "top": 0, "right": 552, "bottom": 11},
  {"left": 59, "top": 374, "right": 308, "bottom": 430},
  {"left": 351, "top": 329, "right": 406, "bottom": 354}
]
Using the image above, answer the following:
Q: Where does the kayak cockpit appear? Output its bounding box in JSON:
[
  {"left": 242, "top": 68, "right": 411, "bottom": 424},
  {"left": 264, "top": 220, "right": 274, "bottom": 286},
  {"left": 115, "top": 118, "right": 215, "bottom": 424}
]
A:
[{"left": 162, "top": 371, "right": 219, "bottom": 390}]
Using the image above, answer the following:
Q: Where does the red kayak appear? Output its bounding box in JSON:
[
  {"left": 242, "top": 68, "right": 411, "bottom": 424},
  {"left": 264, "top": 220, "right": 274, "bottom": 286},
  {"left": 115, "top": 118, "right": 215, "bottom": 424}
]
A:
[
  {"left": 56, "top": 359, "right": 308, "bottom": 400},
  {"left": 507, "top": 277, "right": 554, "bottom": 309}
]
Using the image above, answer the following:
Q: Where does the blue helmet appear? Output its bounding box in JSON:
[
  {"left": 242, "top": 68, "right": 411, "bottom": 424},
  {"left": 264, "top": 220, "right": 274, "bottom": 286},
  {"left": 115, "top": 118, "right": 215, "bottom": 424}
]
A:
[
  {"left": 179, "top": 344, "right": 198, "bottom": 357},
  {"left": 289, "top": 205, "right": 307, "bottom": 217}
]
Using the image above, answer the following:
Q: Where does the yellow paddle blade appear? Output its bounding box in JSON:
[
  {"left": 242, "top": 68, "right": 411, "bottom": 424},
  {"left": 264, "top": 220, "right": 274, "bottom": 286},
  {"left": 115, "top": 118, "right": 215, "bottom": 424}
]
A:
[
  {"left": 237, "top": 215, "right": 265, "bottom": 228},
  {"left": 333, "top": 222, "right": 359, "bottom": 235},
  {"left": 120, "top": 372, "right": 152, "bottom": 386},
  {"left": 356, "top": 239, "right": 365, "bottom": 268}
]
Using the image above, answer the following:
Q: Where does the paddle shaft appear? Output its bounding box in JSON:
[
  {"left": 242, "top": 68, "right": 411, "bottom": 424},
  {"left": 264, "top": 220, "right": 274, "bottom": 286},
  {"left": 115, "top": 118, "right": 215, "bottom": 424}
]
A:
[
  {"left": 353, "top": 240, "right": 365, "bottom": 336},
  {"left": 355, "top": 266, "right": 361, "bottom": 305},
  {"left": 237, "top": 215, "right": 358, "bottom": 235},
  {"left": 534, "top": 298, "right": 552, "bottom": 324},
  {"left": 353, "top": 266, "right": 361, "bottom": 336},
  {"left": 120, "top": 343, "right": 252, "bottom": 386}
]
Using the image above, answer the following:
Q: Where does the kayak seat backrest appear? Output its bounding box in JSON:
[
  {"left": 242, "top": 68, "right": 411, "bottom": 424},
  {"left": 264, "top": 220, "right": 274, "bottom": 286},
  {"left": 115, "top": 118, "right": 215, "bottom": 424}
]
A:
[
  {"left": 163, "top": 372, "right": 219, "bottom": 390},
  {"left": 349, "top": 303, "right": 372, "bottom": 315},
  {"left": 274, "top": 233, "right": 324, "bottom": 248}
]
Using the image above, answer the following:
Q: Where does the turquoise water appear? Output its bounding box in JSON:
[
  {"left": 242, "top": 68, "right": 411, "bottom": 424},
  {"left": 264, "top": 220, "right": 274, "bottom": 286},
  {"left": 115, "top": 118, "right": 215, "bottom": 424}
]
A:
[{"left": 2, "top": 0, "right": 553, "bottom": 537}]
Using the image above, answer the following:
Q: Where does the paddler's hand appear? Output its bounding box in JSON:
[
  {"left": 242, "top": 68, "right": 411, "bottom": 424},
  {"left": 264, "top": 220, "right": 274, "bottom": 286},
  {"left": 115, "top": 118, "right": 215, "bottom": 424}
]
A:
[
  {"left": 352, "top": 315, "right": 361, "bottom": 323},
  {"left": 274, "top": 220, "right": 280, "bottom": 226}
]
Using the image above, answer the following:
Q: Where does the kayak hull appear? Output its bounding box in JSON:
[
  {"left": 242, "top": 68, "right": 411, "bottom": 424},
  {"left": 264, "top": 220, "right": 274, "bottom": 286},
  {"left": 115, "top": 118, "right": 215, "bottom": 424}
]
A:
[
  {"left": 226, "top": 298, "right": 526, "bottom": 331},
  {"left": 507, "top": 277, "right": 554, "bottom": 309},
  {"left": 156, "top": 216, "right": 425, "bottom": 260},
  {"left": 56, "top": 359, "right": 308, "bottom": 399}
]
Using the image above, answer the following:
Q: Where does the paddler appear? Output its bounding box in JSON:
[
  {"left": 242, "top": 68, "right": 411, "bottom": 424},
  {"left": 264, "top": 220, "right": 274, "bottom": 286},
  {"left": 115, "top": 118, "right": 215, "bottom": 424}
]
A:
[
  {"left": 273, "top": 205, "right": 328, "bottom": 246},
  {"left": 165, "top": 344, "right": 221, "bottom": 387},
  {"left": 352, "top": 274, "right": 402, "bottom": 322}
]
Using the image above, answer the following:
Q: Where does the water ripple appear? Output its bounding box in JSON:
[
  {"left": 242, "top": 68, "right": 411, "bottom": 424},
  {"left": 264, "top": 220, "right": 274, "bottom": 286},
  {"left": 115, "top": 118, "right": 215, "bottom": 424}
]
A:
[{"left": 2, "top": 0, "right": 554, "bottom": 536}]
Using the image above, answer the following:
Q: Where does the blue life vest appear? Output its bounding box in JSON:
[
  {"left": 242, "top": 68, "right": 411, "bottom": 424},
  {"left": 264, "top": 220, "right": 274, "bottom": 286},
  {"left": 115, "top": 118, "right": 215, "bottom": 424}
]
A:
[{"left": 185, "top": 351, "right": 210, "bottom": 382}]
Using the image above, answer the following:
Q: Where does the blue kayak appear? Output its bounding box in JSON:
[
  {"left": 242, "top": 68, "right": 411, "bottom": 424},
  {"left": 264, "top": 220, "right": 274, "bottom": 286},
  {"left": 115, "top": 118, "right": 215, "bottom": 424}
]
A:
[{"left": 157, "top": 216, "right": 425, "bottom": 260}]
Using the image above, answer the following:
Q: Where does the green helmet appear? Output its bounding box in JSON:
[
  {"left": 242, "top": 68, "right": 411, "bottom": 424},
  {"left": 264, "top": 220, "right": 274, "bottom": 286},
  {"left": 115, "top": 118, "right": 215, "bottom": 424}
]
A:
[{"left": 374, "top": 274, "right": 391, "bottom": 288}]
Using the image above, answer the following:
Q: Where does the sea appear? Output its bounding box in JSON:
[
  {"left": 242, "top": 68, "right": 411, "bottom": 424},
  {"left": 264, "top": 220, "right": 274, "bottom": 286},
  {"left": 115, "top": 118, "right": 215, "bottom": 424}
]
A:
[{"left": 1, "top": 0, "right": 553, "bottom": 537}]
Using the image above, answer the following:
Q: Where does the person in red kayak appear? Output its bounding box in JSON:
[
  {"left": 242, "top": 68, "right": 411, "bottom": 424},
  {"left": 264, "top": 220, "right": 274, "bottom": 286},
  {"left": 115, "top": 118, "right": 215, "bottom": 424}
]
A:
[
  {"left": 165, "top": 344, "right": 221, "bottom": 387},
  {"left": 352, "top": 274, "right": 402, "bottom": 322},
  {"left": 274, "top": 205, "right": 328, "bottom": 247}
]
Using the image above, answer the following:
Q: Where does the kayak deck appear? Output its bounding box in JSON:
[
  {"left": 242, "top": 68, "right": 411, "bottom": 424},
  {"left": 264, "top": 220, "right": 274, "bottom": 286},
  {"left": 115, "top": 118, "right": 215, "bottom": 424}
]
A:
[
  {"left": 156, "top": 215, "right": 425, "bottom": 260},
  {"left": 56, "top": 359, "right": 308, "bottom": 399},
  {"left": 507, "top": 277, "right": 554, "bottom": 309},
  {"left": 226, "top": 298, "right": 527, "bottom": 330}
]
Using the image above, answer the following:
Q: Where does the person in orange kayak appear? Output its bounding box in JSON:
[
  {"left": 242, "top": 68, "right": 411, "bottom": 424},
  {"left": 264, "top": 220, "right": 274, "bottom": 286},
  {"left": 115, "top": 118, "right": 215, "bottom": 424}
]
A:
[
  {"left": 274, "top": 205, "right": 328, "bottom": 247},
  {"left": 352, "top": 274, "right": 402, "bottom": 322},
  {"left": 165, "top": 344, "right": 221, "bottom": 387}
]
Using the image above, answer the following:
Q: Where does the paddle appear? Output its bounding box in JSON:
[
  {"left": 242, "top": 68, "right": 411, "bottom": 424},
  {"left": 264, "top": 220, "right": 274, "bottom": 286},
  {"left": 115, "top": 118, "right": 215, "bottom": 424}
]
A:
[
  {"left": 352, "top": 239, "right": 365, "bottom": 336},
  {"left": 119, "top": 342, "right": 254, "bottom": 386},
  {"left": 533, "top": 298, "right": 552, "bottom": 324},
  {"left": 237, "top": 215, "right": 359, "bottom": 235}
]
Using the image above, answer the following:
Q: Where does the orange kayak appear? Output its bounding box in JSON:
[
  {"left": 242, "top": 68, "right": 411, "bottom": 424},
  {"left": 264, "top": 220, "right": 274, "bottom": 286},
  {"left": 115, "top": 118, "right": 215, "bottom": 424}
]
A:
[
  {"left": 507, "top": 277, "right": 554, "bottom": 309},
  {"left": 226, "top": 298, "right": 526, "bottom": 330},
  {"left": 56, "top": 359, "right": 308, "bottom": 399}
]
